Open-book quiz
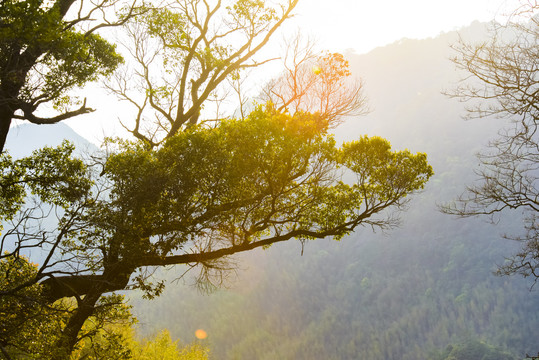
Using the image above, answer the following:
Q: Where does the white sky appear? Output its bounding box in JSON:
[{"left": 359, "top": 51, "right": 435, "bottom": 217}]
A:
[
  {"left": 290, "top": 0, "right": 521, "bottom": 53},
  {"left": 62, "top": 0, "right": 522, "bottom": 144}
]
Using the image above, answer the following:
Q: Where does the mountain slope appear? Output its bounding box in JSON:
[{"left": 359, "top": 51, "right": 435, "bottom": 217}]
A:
[{"left": 4, "top": 123, "right": 97, "bottom": 158}]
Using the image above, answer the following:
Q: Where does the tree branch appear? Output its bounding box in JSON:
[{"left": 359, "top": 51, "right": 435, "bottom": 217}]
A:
[{"left": 14, "top": 99, "right": 95, "bottom": 124}]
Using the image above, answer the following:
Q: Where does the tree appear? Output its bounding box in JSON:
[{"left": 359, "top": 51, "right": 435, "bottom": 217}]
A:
[
  {"left": 107, "top": 0, "right": 300, "bottom": 146},
  {"left": 260, "top": 35, "right": 368, "bottom": 125},
  {"left": 442, "top": 5, "right": 539, "bottom": 281},
  {"left": 0, "top": 1, "right": 433, "bottom": 358},
  {"left": 0, "top": 0, "right": 146, "bottom": 153},
  {"left": 429, "top": 339, "right": 516, "bottom": 360},
  {"left": 1, "top": 107, "right": 432, "bottom": 358},
  {"left": 76, "top": 325, "right": 210, "bottom": 360},
  {"left": 132, "top": 329, "right": 210, "bottom": 360}
]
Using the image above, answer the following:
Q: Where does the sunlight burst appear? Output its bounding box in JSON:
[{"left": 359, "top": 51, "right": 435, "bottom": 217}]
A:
[{"left": 195, "top": 329, "right": 208, "bottom": 339}]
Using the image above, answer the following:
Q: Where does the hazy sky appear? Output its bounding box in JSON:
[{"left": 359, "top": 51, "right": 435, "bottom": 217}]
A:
[
  {"left": 290, "top": 0, "right": 521, "bottom": 53},
  {"left": 61, "top": 0, "right": 522, "bottom": 143}
]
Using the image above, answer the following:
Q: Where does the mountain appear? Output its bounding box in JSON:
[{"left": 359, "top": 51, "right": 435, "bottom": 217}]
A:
[
  {"left": 4, "top": 122, "right": 98, "bottom": 158},
  {"left": 128, "top": 22, "right": 539, "bottom": 360}
]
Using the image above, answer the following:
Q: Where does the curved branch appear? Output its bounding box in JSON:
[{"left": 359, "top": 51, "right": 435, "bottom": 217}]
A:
[{"left": 13, "top": 99, "right": 95, "bottom": 124}]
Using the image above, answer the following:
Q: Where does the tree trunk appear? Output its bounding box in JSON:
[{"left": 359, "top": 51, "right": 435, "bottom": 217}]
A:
[
  {"left": 0, "top": 103, "right": 14, "bottom": 153},
  {"left": 42, "top": 265, "right": 133, "bottom": 357},
  {"left": 53, "top": 291, "right": 101, "bottom": 359}
]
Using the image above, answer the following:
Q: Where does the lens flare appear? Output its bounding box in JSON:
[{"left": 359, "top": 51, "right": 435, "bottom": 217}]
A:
[{"left": 195, "top": 329, "right": 208, "bottom": 339}]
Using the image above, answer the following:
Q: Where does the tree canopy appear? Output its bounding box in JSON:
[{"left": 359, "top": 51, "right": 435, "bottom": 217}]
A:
[
  {"left": 35, "top": 105, "right": 432, "bottom": 302},
  {"left": 0, "top": 106, "right": 432, "bottom": 357},
  {"left": 430, "top": 339, "right": 516, "bottom": 360}
]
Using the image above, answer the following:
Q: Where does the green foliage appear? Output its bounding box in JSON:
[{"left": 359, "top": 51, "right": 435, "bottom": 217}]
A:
[
  {"left": 133, "top": 330, "right": 210, "bottom": 360},
  {"left": 71, "top": 295, "right": 135, "bottom": 357},
  {"left": 144, "top": 7, "right": 189, "bottom": 50},
  {"left": 0, "top": 153, "right": 25, "bottom": 221},
  {"left": 41, "top": 30, "right": 123, "bottom": 110},
  {"left": 0, "top": 256, "right": 140, "bottom": 359},
  {"left": 0, "top": 256, "right": 66, "bottom": 359},
  {"left": 89, "top": 106, "right": 431, "bottom": 277},
  {"left": 16, "top": 143, "right": 92, "bottom": 206},
  {"left": 429, "top": 339, "right": 516, "bottom": 360},
  {"left": 0, "top": 141, "right": 92, "bottom": 232},
  {"left": 340, "top": 136, "right": 431, "bottom": 200},
  {"left": 227, "top": 0, "right": 277, "bottom": 28},
  {"left": 0, "top": 0, "right": 124, "bottom": 134},
  {"left": 73, "top": 319, "right": 135, "bottom": 360},
  {"left": 76, "top": 324, "right": 210, "bottom": 360}
]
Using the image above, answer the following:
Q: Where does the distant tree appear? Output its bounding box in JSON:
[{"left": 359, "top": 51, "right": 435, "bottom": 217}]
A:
[
  {"left": 442, "top": 4, "right": 539, "bottom": 281},
  {"left": 76, "top": 325, "right": 210, "bottom": 360},
  {"left": 260, "top": 35, "right": 368, "bottom": 125},
  {"left": 429, "top": 339, "right": 516, "bottom": 360},
  {"left": 133, "top": 330, "right": 209, "bottom": 360}
]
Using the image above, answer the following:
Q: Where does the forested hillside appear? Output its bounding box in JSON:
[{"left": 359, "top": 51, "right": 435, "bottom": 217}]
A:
[{"left": 128, "top": 22, "right": 539, "bottom": 360}]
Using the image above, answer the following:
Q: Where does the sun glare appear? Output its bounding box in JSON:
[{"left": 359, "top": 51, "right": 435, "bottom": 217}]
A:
[{"left": 195, "top": 329, "right": 208, "bottom": 339}]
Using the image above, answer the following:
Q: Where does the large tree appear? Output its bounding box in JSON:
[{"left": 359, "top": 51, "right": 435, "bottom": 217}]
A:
[
  {"left": 1, "top": 107, "right": 432, "bottom": 358},
  {"left": 0, "top": 1, "right": 433, "bottom": 358},
  {"left": 443, "top": 4, "right": 539, "bottom": 280}
]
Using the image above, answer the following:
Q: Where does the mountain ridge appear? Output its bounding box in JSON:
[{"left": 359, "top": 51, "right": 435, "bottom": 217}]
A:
[{"left": 4, "top": 122, "right": 98, "bottom": 158}]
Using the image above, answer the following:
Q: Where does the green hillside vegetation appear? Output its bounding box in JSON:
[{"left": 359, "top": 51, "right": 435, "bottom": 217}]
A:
[
  {"left": 132, "top": 220, "right": 537, "bottom": 359},
  {"left": 429, "top": 339, "right": 516, "bottom": 360},
  {"left": 76, "top": 326, "right": 210, "bottom": 360},
  {"left": 130, "top": 23, "right": 539, "bottom": 360}
]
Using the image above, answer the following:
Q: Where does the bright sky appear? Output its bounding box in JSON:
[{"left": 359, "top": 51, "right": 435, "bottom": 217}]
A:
[
  {"left": 290, "top": 0, "right": 521, "bottom": 53},
  {"left": 62, "top": 0, "right": 522, "bottom": 144}
]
